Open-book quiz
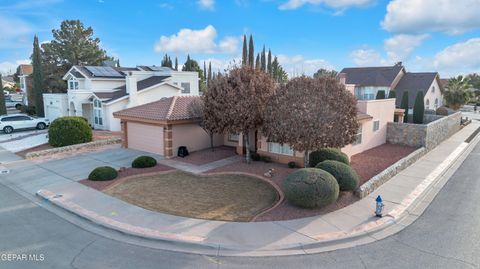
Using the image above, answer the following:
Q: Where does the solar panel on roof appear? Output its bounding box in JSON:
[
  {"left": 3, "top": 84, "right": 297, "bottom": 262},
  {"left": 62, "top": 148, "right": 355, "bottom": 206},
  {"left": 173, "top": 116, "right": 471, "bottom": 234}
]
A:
[
  {"left": 148, "top": 66, "right": 171, "bottom": 72},
  {"left": 85, "top": 66, "right": 123, "bottom": 77}
]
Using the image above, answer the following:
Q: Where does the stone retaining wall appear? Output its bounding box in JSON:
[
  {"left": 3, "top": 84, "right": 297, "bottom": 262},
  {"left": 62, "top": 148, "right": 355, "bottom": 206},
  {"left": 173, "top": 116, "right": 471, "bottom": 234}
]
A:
[
  {"left": 25, "top": 138, "right": 122, "bottom": 159},
  {"left": 387, "top": 112, "right": 461, "bottom": 150},
  {"left": 355, "top": 147, "right": 426, "bottom": 198}
]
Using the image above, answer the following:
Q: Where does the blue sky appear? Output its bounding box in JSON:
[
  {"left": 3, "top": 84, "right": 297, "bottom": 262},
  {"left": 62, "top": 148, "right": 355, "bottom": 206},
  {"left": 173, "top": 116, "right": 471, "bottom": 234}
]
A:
[{"left": 1, "top": 0, "right": 479, "bottom": 78}]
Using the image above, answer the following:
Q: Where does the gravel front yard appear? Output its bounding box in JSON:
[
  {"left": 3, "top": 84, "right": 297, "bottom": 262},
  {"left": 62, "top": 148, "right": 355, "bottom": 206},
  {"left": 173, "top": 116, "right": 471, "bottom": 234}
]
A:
[{"left": 104, "top": 171, "right": 279, "bottom": 222}]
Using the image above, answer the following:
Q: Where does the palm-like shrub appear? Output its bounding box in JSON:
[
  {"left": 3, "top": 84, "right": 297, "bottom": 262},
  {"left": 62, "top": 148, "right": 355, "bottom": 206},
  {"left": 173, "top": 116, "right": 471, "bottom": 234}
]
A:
[
  {"left": 88, "top": 166, "right": 118, "bottom": 181},
  {"left": 132, "top": 156, "right": 157, "bottom": 168},
  {"left": 315, "top": 160, "right": 359, "bottom": 191},
  {"left": 444, "top": 76, "right": 472, "bottom": 110},
  {"left": 283, "top": 168, "right": 339, "bottom": 208},
  {"left": 309, "top": 148, "right": 349, "bottom": 167},
  {"left": 48, "top": 116, "right": 92, "bottom": 147}
]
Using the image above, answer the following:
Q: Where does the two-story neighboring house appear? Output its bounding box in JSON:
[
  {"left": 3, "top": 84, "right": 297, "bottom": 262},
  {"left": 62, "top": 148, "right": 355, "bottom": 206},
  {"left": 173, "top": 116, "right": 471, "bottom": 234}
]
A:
[
  {"left": 339, "top": 63, "right": 444, "bottom": 112},
  {"left": 17, "top": 64, "right": 33, "bottom": 105},
  {"left": 43, "top": 65, "right": 199, "bottom": 131}
]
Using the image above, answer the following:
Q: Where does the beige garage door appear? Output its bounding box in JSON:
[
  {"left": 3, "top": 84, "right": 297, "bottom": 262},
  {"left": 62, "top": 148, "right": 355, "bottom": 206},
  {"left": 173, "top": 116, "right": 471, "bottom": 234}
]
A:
[{"left": 127, "top": 122, "right": 164, "bottom": 155}]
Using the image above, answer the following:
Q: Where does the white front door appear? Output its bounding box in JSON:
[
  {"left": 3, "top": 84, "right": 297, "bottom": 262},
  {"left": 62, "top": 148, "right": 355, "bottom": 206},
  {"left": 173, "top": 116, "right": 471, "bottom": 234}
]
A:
[{"left": 93, "top": 99, "right": 104, "bottom": 129}]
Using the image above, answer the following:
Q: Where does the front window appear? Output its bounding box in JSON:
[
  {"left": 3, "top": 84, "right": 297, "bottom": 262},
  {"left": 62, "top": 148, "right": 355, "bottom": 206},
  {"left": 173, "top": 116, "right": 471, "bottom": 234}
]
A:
[
  {"left": 426, "top": 99, "right": 430, "bottom": 109},
  {"left": 432, "top": 86, "right": 435, "bottom": 93},
  {"left": 181, "top": 82, "right": 190, "bottom": 94},
  {"left": 68, "top": 79, "right": 79, "bottom": 90},
  {"left": 93, "top": 99, "right": 103, "bottom": 126},
  {"left": 353, "top": 126, "right": 363, "bottom": 145},
  {"left": 435, "top": 98, "right": 439, "bottom": 108},
  {"left": 268, "top": 142, "right": 294, "bottom": 156},
  {"left": 228, "top": 133, "right": 239, "bottom": 142}
]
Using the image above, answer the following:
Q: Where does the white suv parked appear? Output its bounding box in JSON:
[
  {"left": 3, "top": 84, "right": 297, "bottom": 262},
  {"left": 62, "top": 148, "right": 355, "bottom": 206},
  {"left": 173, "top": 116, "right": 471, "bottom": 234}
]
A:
[{"left": 0, "top": 114, "right": 50, "bottom": 134}]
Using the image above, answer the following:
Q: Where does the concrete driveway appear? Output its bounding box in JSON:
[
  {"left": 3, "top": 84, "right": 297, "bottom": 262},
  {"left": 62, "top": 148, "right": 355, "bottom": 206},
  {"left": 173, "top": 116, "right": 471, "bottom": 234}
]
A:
[{"left": 36, "top": 147, "right": 164, "bottom": 181}]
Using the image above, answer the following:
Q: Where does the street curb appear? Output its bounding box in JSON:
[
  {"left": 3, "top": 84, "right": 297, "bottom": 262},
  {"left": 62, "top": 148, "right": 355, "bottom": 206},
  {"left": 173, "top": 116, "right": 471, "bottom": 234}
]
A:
[{"left": 35, "top": 129, "right": 480, "bottom": 257}]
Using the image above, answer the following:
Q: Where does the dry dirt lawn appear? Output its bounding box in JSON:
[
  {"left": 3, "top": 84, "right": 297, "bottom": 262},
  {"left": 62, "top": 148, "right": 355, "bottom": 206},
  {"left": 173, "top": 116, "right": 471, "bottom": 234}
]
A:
[{"left": 104, "top": 171, "right": 279, "bottom": 222}]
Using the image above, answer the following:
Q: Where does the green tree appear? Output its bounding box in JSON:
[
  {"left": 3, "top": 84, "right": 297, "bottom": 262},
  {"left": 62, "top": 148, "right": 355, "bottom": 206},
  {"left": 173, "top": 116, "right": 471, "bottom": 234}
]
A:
[
  {"left": 248, "top": 34, "right": 254, "bottom": 68},
  {"left": 400, "top": 91, "right": 409, "bottom": 123},
  {"left": 207, "top": 62, "right": 212, "bottom": 85},
  {"left": 413, "top": 91, "right": 425, "bottom": 124},
  {"left": 161, "top": 54, "right": 172, "bottom": 67},
  {"left": 203, "top": 61, "right": 207, "bottom": 82},
  {"left": 444, "top": 76, "right": 472, "bottom": 110},
  {"left": 255, "top": 53, "right": 260, "bottom": 70},
  {"left": 388, "top": 90, "right": 396, "bottom": 99},
  {"left": 267, "top": 49, "right": 272, "bottom": 76},
  {"left": 261, "top": 46, "right": 266, "bottom": 72},
  {"left": 174, "top": 57, "right": 178, "bottom": 71},
  {"left": 376, "top": 90, "right": 386, "bottom": 99},
  {"left": 0, "top": 74, "right": 6, "bottom": 115},
  {"left": 182, "top": 56, "right": 206, "bottom": 92},
  {"left": 242, "top": 35, "right": 248, "bottom": 66},
  {"left": 32, "top": 35, "right": 45, "bottom": 116},
  {"left": 41, "top": 20, "right": 112, "bottom": 93},
  {"left": 271, "top": 56, "right": 287, "bottom": 83},
  {"left": 313, "top": 69, "right": 338, "bottom": 78}
]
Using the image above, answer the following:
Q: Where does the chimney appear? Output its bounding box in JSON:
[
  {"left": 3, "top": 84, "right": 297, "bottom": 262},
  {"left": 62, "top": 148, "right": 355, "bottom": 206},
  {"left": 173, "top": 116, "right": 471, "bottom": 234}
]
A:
[
  {"left": 126, "top": 71, "right": 138, "bottom": 108},
  {"left": 338, "top": 73, "right": 347, "bottom": 85}
]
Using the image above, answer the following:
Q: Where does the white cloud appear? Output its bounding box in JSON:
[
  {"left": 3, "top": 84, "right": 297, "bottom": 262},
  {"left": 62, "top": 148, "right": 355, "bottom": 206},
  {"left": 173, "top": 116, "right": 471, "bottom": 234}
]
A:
[
  {"left": 350, "top": 48, "right": 386, "bottom": 66},
  {"left": 154, "top": 25, "right": 239, "bottom": 54},
  {"left": 200, "top": 58, "right": 241, "bottom": 73},
  {"left": 433, "top": 38, "right": 480, "bottom": 76},
  {"left": 197, "top": 0, "right": 214, "bottom": 10},
  {"left": 384, "top": 34, "right": 428, "bottom": 63},
  {"left": 277, "top": 54, "right": 335, "bottom": 76},
  {"left": 0, "top": 59, "right": 30, "bottom": 75},
  {"left": 0, "top": 16, "right": 32, "bottom": 48},
  {"left": 279, "top": 0, "right": 374, "bottom": 10},
  {"left": 382, "top": 0, "right": 480, "bottom": 35}
]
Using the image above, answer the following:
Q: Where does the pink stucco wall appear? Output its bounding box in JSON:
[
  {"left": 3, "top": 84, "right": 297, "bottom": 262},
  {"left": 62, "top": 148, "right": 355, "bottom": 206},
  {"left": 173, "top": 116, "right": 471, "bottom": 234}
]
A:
[{"left": 172, "top": 124, "right": 224, "bottom": 153}]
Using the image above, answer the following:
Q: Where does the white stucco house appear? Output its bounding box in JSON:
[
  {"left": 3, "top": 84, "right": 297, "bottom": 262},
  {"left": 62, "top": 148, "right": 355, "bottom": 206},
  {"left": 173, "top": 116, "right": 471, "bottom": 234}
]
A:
[{"left": 43, "top": 65, "right": 199, "bottom": 131}]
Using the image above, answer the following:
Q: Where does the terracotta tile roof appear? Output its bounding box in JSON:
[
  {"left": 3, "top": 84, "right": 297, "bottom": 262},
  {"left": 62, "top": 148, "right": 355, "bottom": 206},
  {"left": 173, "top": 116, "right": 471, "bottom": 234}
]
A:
[
  {"left": 19, "top": 64, "right": 33, "bottom": 75},
  {"left": 113, "top": 96, "right": 201, "bottom": 122}
]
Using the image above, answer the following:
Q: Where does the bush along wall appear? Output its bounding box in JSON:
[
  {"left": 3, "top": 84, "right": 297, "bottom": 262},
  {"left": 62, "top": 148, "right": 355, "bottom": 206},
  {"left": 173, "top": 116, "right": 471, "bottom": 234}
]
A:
[
  {"left": 309, "top": 148, "right": 349, "bottom": 167},
  {"left": 48, "top": 116, "right": 93, "bottom": 147},
  {"left": 376, "top": 90, "right": 386, "bottom": 99}
]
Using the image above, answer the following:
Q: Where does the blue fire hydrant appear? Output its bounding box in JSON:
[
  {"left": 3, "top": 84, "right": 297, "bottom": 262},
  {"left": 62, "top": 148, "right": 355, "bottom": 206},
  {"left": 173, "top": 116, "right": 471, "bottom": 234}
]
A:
[{"left": 375, "top": 195, "right": 384, "bottom": 217}]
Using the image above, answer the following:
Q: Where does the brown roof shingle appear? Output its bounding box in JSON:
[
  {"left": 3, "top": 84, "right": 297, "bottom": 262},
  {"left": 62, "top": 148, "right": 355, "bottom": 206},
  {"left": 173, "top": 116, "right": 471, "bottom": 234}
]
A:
[
  {"left": 339, "top": 64, "right": 404, "bottom": 87},
  {"left": 19, "top": 64, "right": 33, "bottom": 75},
  {"left": 113, "top": 96, "right": 201, "bottom": 122}
]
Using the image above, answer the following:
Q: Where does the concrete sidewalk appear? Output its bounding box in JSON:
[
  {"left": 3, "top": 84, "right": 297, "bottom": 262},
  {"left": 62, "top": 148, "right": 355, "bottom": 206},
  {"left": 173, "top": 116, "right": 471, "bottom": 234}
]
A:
[{"left": 2, "top": 122, "right": 480, "bottom": 257}]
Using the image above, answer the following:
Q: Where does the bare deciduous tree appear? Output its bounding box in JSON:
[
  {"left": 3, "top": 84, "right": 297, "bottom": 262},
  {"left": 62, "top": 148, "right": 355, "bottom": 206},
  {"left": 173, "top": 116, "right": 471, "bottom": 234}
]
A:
[
  {"left": 204, "top": 66, "right": 275, "bottom": 163},
  {"left": 262, "top": 76, "right": 358, "bottom": 167}
]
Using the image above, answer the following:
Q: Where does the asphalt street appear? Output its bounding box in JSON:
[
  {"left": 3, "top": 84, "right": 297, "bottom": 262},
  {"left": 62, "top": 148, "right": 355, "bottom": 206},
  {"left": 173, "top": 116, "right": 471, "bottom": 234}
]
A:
[{"left": 0, "top": 143, "right": 479, "bottom": 269}]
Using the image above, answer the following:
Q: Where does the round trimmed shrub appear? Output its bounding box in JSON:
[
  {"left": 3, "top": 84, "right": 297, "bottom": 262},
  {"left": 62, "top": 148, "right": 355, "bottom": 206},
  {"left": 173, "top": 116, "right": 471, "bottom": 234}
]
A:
[
  {"left": 88, "top": 166, "right": 118, "bottom": 181},
  {"left": 287, "top": 161, "right": 296, "bottom": 168},
  {"left": 48, "top": 116, "right": 92, "bottom": 147},
  {"left": 309, "top": 148, "right": 349, "bottom": 167},
  {"left": 315, "top": 160, "right": 359, "bottom": 191},
  {"left": 436, "top": 106, "right": 449, "bottom": 116},
  {"left": 132, "top": 156, "right": 157, "bottom": 168},
  {"left": 283, "top": 168, "right": 339, "bottom": 208}
]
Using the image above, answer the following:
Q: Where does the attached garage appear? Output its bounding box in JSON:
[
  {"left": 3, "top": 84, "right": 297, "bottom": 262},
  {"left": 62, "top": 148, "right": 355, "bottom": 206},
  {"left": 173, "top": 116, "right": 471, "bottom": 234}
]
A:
[
  {"left": 43, "top": 93, "right": 68, "bottom": 121},
  {"left": 114, "top": 96, "right": 224, "bottom": 158},
  {"left": 127, "top": 122, "right": 164, "bottom": 155}
]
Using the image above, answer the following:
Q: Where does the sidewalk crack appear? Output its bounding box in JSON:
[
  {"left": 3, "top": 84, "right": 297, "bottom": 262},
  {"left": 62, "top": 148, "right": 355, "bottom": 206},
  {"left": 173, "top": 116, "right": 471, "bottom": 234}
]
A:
[{"left": 70, "top": 238, "right": 97, "bottom": 269}]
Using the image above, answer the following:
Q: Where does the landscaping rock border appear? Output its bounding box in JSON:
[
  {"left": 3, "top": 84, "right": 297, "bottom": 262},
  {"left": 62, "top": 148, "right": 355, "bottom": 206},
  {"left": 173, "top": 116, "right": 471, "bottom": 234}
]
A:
[
  {"left": 25, "top": 138, "right": 122, "bottom": 159},
  {"left": 355, "top": 147, "right": 426, "bottom": 198}
]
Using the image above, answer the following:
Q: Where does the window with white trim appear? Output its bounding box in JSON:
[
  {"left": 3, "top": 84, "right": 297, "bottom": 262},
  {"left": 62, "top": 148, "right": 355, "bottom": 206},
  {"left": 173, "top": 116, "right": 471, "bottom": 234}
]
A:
[
  {"left": 373, "top": 120, "right": 380, "bottom": 132},
  {"left": 268, "top": 142, "right": 294, "bottom": 156},
  {"left": 353, "top": 126, "right": 362, "bottom": 145},
  {"left": 435, "top": 98, "right": 439, "bottom": 108},
  {"left": 93, "top": 99, "right": 103, "bottom": 126},
  {"left": 228, "top": 133, "right": 239, "bottom": 142},
  {"left": 426, "top": 99, "right": 430, "bottom": 109},
  {"left": 68, "top": 78, "right": 79, "bottom": 90},
  {"left": 180, "top": 82, "right": 190, "bottom": 94},
  {"left": 432, "top": 86, "right": 435, "bottom": 93}
]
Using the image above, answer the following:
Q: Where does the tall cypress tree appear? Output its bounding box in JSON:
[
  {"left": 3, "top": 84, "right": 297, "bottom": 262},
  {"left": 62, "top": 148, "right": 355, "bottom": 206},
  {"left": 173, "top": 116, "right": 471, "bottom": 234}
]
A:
[
  {"left": 248, "top": 34, "right": 254, "bottom": 68},
  {"left": 32, "top": 35, "right": 44, "bottom": 117},
  {"left": 0, "top": 74, "right": 6, "bottom": 115},
  {"left": 242, "top": 35, "right": 247, "bottom": 66},
  {"left": 400, "top": 91, "right": 409, "bottom": 123},
  {"left": 261, "top": 46, "right": 266, "bottom": 72},
  {"left": 207, "top": 62, "right": 212, "bottom": 84},
  {"left": 174, "top": 57, "right": 178, "bottom": 70},
  {"left": 413, "top": 91, "right": 425, "bottom": 124},
  {"left": 203, "top": 61, "right": 207, "bottom": 82},
  {"left": 255, "top": 53, "right": 260, "bottom": 70},
  {"left": 267, "top": 49, "right": 272, "bottom": 76}
]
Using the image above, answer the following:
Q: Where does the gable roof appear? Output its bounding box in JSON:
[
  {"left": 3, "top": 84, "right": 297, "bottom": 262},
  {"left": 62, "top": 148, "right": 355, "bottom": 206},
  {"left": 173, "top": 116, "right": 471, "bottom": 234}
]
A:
[
  {"left": 19, "top": 64, "right": 33, "bottom": 76},
  {"left": 339, "top": 64, "right": 404, "bottom": 87},
  {"left": 394, "top": 72, "right": 439, "bottom": 107},
  {"left": 113, "top": 96, "right": 200, "bottom": 122},
  {"left": 93, "top": 76, "right": 172, "bottom": 103}
]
